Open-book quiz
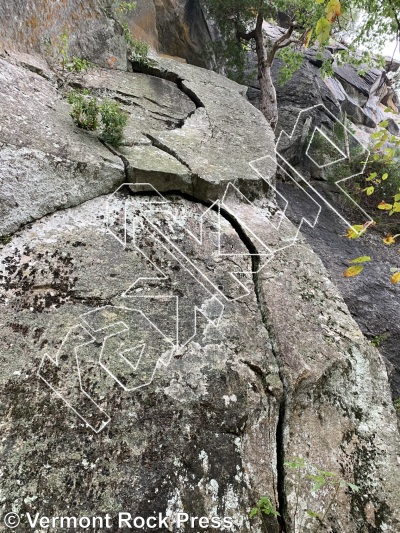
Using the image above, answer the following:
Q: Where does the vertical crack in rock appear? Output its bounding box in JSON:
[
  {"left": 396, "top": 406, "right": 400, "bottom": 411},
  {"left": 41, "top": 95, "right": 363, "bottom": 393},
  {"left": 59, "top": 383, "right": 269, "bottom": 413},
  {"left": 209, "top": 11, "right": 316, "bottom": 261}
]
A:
[
  {"left": 216, "top": 205, "right": 289, "bottom": 533},
  {"left": 99, "top": 138, "right": 131, "bottom": 181},
  {"left": 149, "top": 190, "right": 289, "bottom": 533}
]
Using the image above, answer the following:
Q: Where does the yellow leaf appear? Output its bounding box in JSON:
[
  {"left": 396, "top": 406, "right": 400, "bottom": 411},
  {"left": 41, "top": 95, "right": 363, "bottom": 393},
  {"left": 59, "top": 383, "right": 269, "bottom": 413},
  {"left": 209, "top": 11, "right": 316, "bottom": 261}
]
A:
[
  {"left": 346, "top": 225, "right": 366, "bottom": 239},
  {"left": 349, "top": 256, "right": 371, "bottom": 264},
  {"left": 315, "top": 0, "right": 325, "bottom": 3},
  {"left": 382, "top": 173, "right": 388, "bottom": 181},
  {"left": 378, "top": 201, "right": 393, "bottom": 210},
  {"left": 344, "top": 265, "right": 364, "bottom": 277},
  {"left": 390, "top": 202, "right": 400, "bottom": 213},
  {"left": 383, "top": 234, "right": 396, "bottom": 245},
  {"left": 326, "top": 0, "right": 342, "bottom": 22},
  {"left": 304, "top": 29, "right": 313, "bottom": 48},
  {"left": 391, "top": 272, "right": 400, "bottom": 284}
]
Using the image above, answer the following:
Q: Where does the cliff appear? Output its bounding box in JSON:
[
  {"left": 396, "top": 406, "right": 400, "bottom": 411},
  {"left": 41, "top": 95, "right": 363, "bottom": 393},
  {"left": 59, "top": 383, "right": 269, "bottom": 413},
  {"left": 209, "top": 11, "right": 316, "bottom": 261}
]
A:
[{"left": 0, "top": 3, "right": 399, "bottom": 532}]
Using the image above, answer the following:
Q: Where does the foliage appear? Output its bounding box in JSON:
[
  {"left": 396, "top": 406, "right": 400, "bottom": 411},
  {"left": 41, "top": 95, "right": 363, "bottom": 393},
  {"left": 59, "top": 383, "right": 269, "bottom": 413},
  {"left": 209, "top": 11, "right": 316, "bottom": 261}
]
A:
[
  {"left": 67, "top": 91, "right": 99, "bottom": 130},
  {"left": 394, "top": 397, "right": 400, "bottom": 413},
  {"left": 0, "top": 234, "right": 12, "bottom": 246},
  {"left": 99, "top": 98, "right": 128, "bottom": 146},
  {"left": 116, "top": 1, "right": 137, "bottom": 14},
  {"left": 250, "top": 496, "right": 280, "bottom": 519},
  {"left": 250, "top": 457, "right": 359, "bottom": 532},
  {"left": 287, "top": 457, "right": 358, "bottom": 532},
  {"left": 130, "top": 39, "right": 151, "bottom": 65},
  {"left": 202, "top": 0, "right": 400, "bottom": 129},
  {"left": 67, "top": 91, "right": 128, "bottom": 147},
  {"left": 203, "top": 0, "right": 330, "bottom": 82},
  {"left": 312, "top": 114, "right": 400, "bottom": 282},
  {"left": 370, "top": 333, "right": 389, "bottom": 347},
  {"left": 111, "top": 1, "right": 150, "bottom": 65},
  {"left": 66, "top": 57, "right": 90, "bottom": 73},
  {"left": 44, "top": 30, "right": 90, "bottom": 73},
  {"left": 343, "top": 256, "right": 371, "bottom": 277},
  {"left": 277, "top": 47, "right": 304, "bottom": 86}
]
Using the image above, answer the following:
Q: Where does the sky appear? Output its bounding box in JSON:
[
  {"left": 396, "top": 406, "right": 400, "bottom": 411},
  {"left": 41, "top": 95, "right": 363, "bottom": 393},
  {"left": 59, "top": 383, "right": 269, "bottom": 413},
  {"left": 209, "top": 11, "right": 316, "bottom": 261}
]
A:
[{"left": 382, "top": 39, "right": 400, "bottom": 61}]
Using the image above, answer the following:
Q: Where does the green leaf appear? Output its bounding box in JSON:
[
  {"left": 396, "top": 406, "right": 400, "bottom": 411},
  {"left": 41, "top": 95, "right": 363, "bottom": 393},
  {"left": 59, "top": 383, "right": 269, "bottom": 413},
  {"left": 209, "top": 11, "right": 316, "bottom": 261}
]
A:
[
  {"left": 347, "top": 482, "right": 360, "bottom": 492},
  {"left": 390, "top": 202, "right": 400, "bottom": 214},
  {"left": 312, "top": 480, "right": 327, "bottom": 491},
  {"left": 306, "top": 509, "right": 322, "bottom": 518},
  {"left": 316, "top": 17, "right": 331, "bottom": 43},
  {"left": 382, "top": 173, "right": 389, "bottom": 181},
  {"left": 349, "top": 256, "right": 371, "bottom": 264},
  {"left": 346, "top": 225, "right": 367, "bottom": 239},
  {"left": 379, "top": 120, "right": 389, "bottom": 128},
  {"left": 363, "top": 186, "right": 375, "bottom": 196}
]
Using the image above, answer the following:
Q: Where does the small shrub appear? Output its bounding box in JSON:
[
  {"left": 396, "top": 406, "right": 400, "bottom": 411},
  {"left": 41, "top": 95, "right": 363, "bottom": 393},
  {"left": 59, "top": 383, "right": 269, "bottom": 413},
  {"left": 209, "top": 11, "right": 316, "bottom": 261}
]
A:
[
  {"left": 116, "top": 1, "right": 137, "bottom": 14},
  {"left": 45, "top": 30, "right": 90, "bottom": 73},
  {"left": 67, "top": 91, "right": 99, "bottom": 130},
  {"left": 67, "top": 57, "right": 90, "bottom": 73},
  {"left": 67, "top": 93, "right": 128, "bottom": 147},
  {"left": 250, "top": 457, "right": 359, "bottom": 532},
  {"left": 394, "top": 398, "right": 400, "bottom": 413},
  {"left": 250, "top": 496, "right": 280, "bottom": 519},
  {"left": 99, "top": 98, "right": 128, "bottom": 146},
  {"left": 130, "top": 39, "right": 150, "bottom": 62},
  {"left": 122, "top": 27, "right": 150, "bottom": 65}
]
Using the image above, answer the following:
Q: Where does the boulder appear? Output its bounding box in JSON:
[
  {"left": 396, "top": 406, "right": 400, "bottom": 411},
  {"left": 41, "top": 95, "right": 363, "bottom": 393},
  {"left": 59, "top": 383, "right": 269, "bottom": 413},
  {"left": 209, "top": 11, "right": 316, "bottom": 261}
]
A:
[
  {"left": 0, "top": 185, "right": 399, "bottom": 532},
  {"left": 277, "top": 180, "right": 400, "bottom": 399},
  {"left": 0, "top": 15, "right": 399, "bottom": 533},
  {"left": 0, "top": 59, "right": 125, "bottom": 237},
  {"left": 126, "top": 56, "right": 274, "bottom": 201},
  {"left": 0, "top": 52, "right": 273, "bottom": 236}
]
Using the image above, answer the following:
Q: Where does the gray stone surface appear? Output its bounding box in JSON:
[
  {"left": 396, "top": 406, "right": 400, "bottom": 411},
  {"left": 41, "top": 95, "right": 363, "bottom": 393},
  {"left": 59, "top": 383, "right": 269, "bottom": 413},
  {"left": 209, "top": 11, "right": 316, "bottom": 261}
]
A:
[
  {"left": 0, "top": 190, "right": 399, "bottom": 532},
  {"left": 247, "top": 25, "right": 399, "bottom": 135},
  {"left": 127, "top": 0, "right": 214, "bottom": 67},
  {"left": 0, "top": 59, "right": 125, "bottom": 237},
  {"left": 277, "top": 181, "right": 400, "bottom": 398},
  {"left": 0, "top": 0, "right": 128, "bottom": 70},
  {"left": 0, "top": 194, "right": 282, "bottom": 533},
  {"left": 131, "top": 56, "right": 274, "bottom": 200},
  {"left": 0, "top": 12, "right": 399, "bottom": 532},
  {"left": 0, "top": 53, "right": 274, "bottom": 236}
]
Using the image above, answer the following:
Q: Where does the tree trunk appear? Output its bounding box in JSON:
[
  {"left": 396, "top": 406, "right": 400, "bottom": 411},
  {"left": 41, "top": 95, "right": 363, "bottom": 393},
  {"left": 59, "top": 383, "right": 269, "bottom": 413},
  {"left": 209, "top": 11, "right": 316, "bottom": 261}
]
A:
[
  {"left": 254, "top": 13, "right": 278, "bottom": 130},
  {"left": 259, "top": 66, "right": 278, "bottom": 130}
]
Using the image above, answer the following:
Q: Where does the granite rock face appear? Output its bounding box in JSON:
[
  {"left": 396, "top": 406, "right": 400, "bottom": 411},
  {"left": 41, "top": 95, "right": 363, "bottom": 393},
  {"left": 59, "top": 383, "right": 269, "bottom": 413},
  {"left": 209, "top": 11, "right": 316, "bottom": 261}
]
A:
[
  {"left": 0, "top": 0, "right": 128, "bottom": 70},
  {"left": 0, "top": 58, "right": 125, "bottom": 237},
  {"left": 1, "top": 182, "right": 399, "bottom": 533},
  {"left": 247, "top": 24, "right": 399, "bottom": 136},
  {"left": 0, "top": 14, "right": 399, "bottom": 533},
  {"left": 245, "top": 22, "right": 400, "bottom": 401},
  {"left": 0, "top": 52, "right": 272, "bottom": 237},
  {"left": 127, "top": 0, "right": 213, "bottom": 66}
]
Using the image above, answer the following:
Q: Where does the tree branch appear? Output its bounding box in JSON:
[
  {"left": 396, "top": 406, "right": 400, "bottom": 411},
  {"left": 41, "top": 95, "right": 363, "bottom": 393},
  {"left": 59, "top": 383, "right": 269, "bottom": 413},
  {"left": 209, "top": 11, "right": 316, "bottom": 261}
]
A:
[
  {"left": 265, "top": 22, "right": 298, "bottom": 67},
  {"left": 237, "top": 29, "right": 256, "bottom": 41}
]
